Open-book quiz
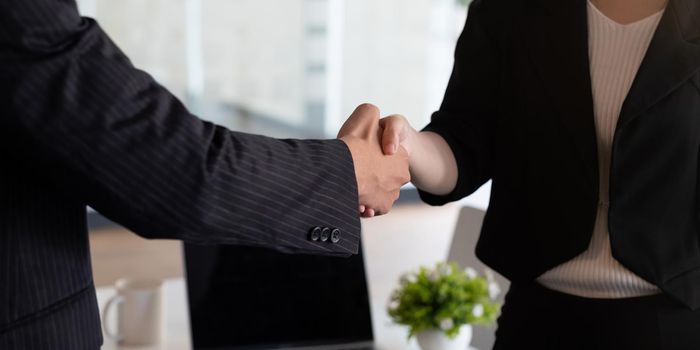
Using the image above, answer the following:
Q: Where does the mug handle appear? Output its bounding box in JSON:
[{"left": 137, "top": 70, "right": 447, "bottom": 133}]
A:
[{"left": 102, "top": 294, "right": 125, "bottom": 341}]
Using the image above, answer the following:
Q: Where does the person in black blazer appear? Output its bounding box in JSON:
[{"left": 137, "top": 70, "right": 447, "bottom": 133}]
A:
[
  {"left": 0, "top": 0, "right": 410, "bottom": 348},
  {"left": 375, "top": 0, "right": 700, "bottom": 348}
]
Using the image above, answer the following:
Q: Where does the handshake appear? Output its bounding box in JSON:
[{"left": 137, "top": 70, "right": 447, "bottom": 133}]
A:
[{"left": 338, "top": 103, "right": 416, "bottom": 218}]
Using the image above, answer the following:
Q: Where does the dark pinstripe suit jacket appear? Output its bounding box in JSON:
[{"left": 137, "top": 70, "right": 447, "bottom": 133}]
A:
[{"left": 0, "top": 1, "right": 361, "bottom": 348}]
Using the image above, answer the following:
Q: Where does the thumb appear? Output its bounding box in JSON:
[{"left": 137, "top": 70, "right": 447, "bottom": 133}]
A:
[{"left": 379, "top": 115, "right": 406, "bottom": 155}]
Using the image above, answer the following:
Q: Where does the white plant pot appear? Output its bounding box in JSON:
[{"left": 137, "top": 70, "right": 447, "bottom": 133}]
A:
[{"left": 416, "top": 325, "right": 473, "bottom": 350}]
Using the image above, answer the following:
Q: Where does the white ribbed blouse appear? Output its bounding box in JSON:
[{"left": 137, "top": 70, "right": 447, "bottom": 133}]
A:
[{"left": 536, "top": 1, "right": 665, "bottom": 298}]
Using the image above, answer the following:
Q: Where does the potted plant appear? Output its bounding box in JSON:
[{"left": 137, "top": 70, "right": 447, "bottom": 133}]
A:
[{"left": 388, "top": 262, "right": 501, "bottom": 350}]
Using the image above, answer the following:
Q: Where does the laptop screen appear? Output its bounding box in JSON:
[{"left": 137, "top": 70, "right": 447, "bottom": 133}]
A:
[{"left": 184, "top": 243, "right": 374, "bottom": 349}]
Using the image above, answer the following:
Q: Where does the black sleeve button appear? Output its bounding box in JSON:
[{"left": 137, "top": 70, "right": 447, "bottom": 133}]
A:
[
  {"left": 330, "top": 228, "right": 341, "bottom": 243},
  {"left": 320, "top": 227, "right": 331, "bottom": 242},
  {"left": 309, "top": 227, "right": 322, "bottom": 241}
]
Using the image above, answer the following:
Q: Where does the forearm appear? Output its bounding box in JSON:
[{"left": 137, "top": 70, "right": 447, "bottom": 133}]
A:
[
  {"left": 1, "top": 12, "right": 362, "bottom": 255},
  {"left": 409, "top": 0, "right": 497, "bottom": 204},
  {"left": 409, "top": 131, "right": 459, "bottom": 196}
]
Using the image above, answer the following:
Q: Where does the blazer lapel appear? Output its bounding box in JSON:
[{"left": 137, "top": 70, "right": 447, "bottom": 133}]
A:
[
  {"left": 529, "top": 0, "right": 599, "bottom": 189},
  {"left": 618, "top": 0, "right": 700, "bottom": 129}
]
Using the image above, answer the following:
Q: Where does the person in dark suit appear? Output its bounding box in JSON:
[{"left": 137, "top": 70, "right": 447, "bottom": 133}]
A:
[
  {"left": 0, "top": 0, "right": 409, "bottom": 348},
  {"left": 376, "top": 0, "right": 700, "bottom": 348}
]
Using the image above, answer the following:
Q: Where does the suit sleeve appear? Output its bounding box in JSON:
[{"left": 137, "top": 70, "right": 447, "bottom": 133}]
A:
[
  {"left": 0, "top": 0, "right": 361, "bottom": 256},
  {"left": 418, "top": 0, "right": 499, "bottom": 206}
]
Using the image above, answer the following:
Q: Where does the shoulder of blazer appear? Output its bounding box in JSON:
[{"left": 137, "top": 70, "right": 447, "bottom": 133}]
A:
[
  {"left": 464, "top": 0, "right": 524, "bottom": 46},
  {"left": 675, "top": 0, "right": 700, "bottom": 43},
  {"left": 470, "top": 0, "right": 521, "bottom": 8},
  {"left": 468, "top": 0, "right": 532, "bottom": 32},
  {"left": 468, "top": 0, "right": 524, "bottom": 19}
]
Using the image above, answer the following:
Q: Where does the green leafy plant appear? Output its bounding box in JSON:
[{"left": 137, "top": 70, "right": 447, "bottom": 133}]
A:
[{"left": 387, "top": 262, "right": 501, "bottom": 339}]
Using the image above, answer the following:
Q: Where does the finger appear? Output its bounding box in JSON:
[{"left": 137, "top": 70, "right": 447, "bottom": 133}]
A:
[
  {"left": 359, "top": 205, "right": 366, "bottom": 213},
  {"left": 379, "top": 118, "right": 400, "bottom": 155},
  {"left": 366, "top": 208, "right": 376, "bottom": 217},
  {"left": 380, "top": 192, "right": 401, "bottom": 215},
  {"left": 396, "top": 144, "right": 410, "bottom": 157},
  {"left": 373, "top": 205, "right": 388, "bottom": 216}
]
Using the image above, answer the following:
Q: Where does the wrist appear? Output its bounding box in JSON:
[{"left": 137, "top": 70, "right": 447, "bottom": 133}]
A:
[
  {"left": 406, "top": 128, "right": 424, "bottom": 174},
  {"left": 339, "top": 136, "right": 368, "bottom": 196},
  {"left": 406, "top": 125, "right": 419, "bottom": 150}
]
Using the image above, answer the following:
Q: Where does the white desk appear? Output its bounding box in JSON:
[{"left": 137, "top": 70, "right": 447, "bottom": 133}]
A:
[
  {"left": 97, "top": 203, "right": 482, "bottom": 350},
  {"left": 97, "top": 278, "right": 477, "bottom": 350}
]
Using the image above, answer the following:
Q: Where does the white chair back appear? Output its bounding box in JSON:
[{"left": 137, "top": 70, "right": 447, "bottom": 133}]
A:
[{"left": 447, "top": 206, "right": 510, "bottom": 350}]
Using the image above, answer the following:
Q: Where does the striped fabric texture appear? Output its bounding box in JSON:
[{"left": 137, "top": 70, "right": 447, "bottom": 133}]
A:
[
  {"left": 537, "top": 1, "right": 664, "bottom": 298},
  {"left": 0, "top": 0, "right": 361, "bottom": 348}
]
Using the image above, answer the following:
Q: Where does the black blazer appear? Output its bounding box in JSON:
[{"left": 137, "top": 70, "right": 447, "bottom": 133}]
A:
[
  {"left": 0, "top": 0, "right": 360, "bottom": 348},
  {"left": 420, "top": 0, "right": 700, "bottom": 310}
]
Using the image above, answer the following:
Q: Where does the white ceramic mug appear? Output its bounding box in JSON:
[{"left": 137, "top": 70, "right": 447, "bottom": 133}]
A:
[{"left": 102, "top": 278, "right": 164, "bottom": 346}]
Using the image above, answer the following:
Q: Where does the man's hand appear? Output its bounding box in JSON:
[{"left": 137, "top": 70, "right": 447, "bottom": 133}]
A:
[{"left": 338, "top": 104, "right": 410, "bottom": 217}]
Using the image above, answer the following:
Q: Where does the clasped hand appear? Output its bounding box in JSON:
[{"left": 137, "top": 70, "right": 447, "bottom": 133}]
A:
[{"left": 338, "top": 104, "right": 416, "bottom": 218}]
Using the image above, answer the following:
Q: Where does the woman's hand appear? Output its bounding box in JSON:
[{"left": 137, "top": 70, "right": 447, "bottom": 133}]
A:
[
  {"left": 355, "top": 113, "right": 457, "bottom": 217},
  {"left": 358, "top": 115, "right": 418, "bottom": 218},
  {"left": 379, "top": 115, "right": 418, "bottom": 157},
  {"left": 367, "top": 115, "right": 458, "bottom": 217}
]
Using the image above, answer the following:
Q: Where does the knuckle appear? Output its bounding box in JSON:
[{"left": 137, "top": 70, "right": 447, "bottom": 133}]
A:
[
  {"left": 379, "top": 117, "right": 391, "bottom": 129},
  {"left": 381, "top": 124, "right": 396, "bottom": 136},
  {"left": 391, "top": 117, "right": 405, "bottom": 129},
  {"left": 357, "top": 103, "right": 380, "bottom": 116},
  {"left": 391, "top": 114, "right": 407, "bottom": 123}
]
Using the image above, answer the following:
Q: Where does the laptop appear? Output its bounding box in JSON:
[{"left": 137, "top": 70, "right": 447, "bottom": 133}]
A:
[{"left": 184, "top": 243, "right": 375, "bottom": 350}]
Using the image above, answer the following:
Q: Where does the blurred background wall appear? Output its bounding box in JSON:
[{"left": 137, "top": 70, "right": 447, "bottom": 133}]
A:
[{"left": 76, "top": 0, "right": 468, "bottom": 138}]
